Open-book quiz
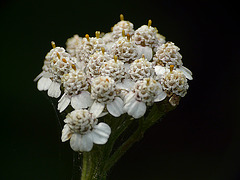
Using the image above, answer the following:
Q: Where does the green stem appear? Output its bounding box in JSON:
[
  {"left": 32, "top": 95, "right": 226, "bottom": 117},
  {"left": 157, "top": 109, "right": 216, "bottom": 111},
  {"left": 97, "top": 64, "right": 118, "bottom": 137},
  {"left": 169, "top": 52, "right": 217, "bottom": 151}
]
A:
[
  {"left": 81, "top": 153, "right": 88, "bottom": 180},
  {"left": 81, "top": 151, "right": 107, "bottom": 180},
  {"left": 80, "top": 99, "right": 175, "bottom": 180}
]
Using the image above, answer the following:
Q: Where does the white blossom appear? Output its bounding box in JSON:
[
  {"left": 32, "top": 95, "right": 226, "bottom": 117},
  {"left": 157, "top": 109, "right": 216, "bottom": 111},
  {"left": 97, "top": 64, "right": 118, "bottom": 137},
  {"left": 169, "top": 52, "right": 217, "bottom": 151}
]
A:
[
  {"left": 128, "top": 56, "right": 154, "bottom": 82},
  {"left": 112, "top": 14, "right": 134, "bottom": 41},
  {"left": 58, "top": 69, "right": 93, "bottom": 112},
  {"left": 153, "top": 42, "right": 193, "bottom": 80},
  {"left": 124, "top": 77, "right": 166, "bottom": 118},
  {"left": 110, "top": 35, "right": 139, "bottom": 63},
  {"left": 76, "top": 33, "right": 105, "bottom": 64},
  {"left": 61, "top": 109, "right": 111, "bottom": 152},
  {"left": 85, "top": 49, "right": 111, "bottom": 79},
  {"left": 35, "top": 14, "right": 193, "bottom": 153},
  {"left": 161, "top": 68, "right": 189, "bottom": 98},
  {"left": 132, "top": 20, "right": 160, "bottom": 53},
  {"left": 66, "top": 34, "right": 82, "bottom": 57},
  {"left": 99, "top": 56, "right": 126, "bottom": 83},
  {"left": 90, "top": 76, "right": 124, "bottom": 118},
  {"left": 35, "top": 44, "right": 76, "bottom": 98}
]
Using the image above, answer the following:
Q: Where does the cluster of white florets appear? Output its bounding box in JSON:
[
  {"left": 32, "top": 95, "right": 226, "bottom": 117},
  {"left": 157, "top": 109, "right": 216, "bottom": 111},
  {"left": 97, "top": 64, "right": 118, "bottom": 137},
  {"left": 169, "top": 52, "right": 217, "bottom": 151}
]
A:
[
  {"left": 35, "top": 14, "right": 192, "bottom": 152},
  {"left": 153, "top": 42, "right": 183, "bottom": 68},
  {"left": 100, "top": 57, "right": 125, "bottom": 83},
  {"left": 132, "top": 21, "right": 160, "bottom": 52},
  {"left": 111, "top": 35, "right": 139, "bottom": 63},
  {"left": 129, "top": 56, "right": 154, "bottom": 81},
  {"left": 62, "top": 69, "right": 89, "bottom": 96},
  {"left": 133, "top": 78, "right": 161, "bottom": 106},
  {"left": 91, "top": 76, "right": 116, "bottom": 103},
  {"left": 65, "top": 109, "right": 98, "bottom": 135}
]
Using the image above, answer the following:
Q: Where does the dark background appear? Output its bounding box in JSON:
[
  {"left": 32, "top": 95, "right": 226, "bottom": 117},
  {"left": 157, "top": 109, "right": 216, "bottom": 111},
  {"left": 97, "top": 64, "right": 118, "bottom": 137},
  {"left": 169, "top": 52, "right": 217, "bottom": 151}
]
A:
[{"left": 0, "top": 0, "right": 239, "bottom": 179}]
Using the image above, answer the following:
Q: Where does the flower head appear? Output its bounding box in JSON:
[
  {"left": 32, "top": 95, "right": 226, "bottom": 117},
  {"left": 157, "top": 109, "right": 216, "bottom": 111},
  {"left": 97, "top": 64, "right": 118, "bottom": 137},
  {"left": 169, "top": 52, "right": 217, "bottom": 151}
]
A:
[
  {"left": 61, "top": 109, "right": 111, "bottom": 152},
  {"left": 161, "top": 68, "right": 189, "bottom": 98},
  {"left": 90, "top": 76, "right": 124, "bottom": 117},
  {"left": 91, "top": 76, "right": 116, "bottom": 103},
  {"left": 85, "top": 48, "right": 111, "bottom": 79},
  {"left": 35, "top": 43, "right": 76, "bottom": 98},
  {"left": 132, "top": 20, "right": 159, "bottom": 52},
  {"left": 153, "top": 42, "right": 183, "bottom": 68},
  {"left": 58, "top": 69, "right": 93, "bottom": 112},
  {"left": 124, "top": 77, "right": 166, "bottom": 118},
  {"left": 112, "top": 14, "right": 134, "bottom": 40},
  {"left": 76, "top": 33, "right": 105, "bottom": 64},
  {"left": 66, "top": 34, "right": 82, "bottom": 57},
  {"left": 35, "top": 14, "right": 193, "bottom": 154},
  {"left": 111, "top": 34, "right": 139, "bottom": 63},
  {"left": 99, "top": 56, "right": 126, "bottom": 83},
  {"left": 153, "top": 42, "right": 193, "bottom": 80},
  {"left": 129, "top": 55, "right": 154, "bottom": 81}
]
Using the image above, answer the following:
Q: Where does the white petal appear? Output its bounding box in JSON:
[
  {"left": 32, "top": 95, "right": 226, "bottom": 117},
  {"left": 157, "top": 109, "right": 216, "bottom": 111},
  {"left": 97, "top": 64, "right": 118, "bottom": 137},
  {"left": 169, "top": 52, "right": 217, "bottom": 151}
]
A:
[
  {"left": 47, "top": 82, "right": 61, "bottom": 98},
  {"left": 71, "top": 91, "right": 93, "bottom": 110},
  {"left": 124, "top": 91, "right": 135, "bottom": 104},
  {"left": 91, "top": 123, "right": 111, "bottom": 144},
  {"left": 124, "top": 99, "right": 146, "bottom": 119},
  {"left": 154, "top": 91, "right": 167, "bottom": 102},
  {"left": 70, "top": 133, "right": 93, "bottom": 152},
  {"left": 58, "top": 95, "right": 71, "bottom": 112},
  {"left": 37, "top": 77, "right": 52, "bottom": 91},
  {"left": 98, "top": 111, "right": 108, "bottom": 118},
  {"left": 180, "top": 65, "right": 192, "bottom": 75},
  {"left": 34, "top": 71, "right": 44, "bottom": 82},
  {"left": 137, "top": 45, "right": 153, "bottom": 61},
  {"left": 58, "top": 92, "right": 67, "bottom": 102},
  {"left": 155, "top": 65, "right": 167, "bottom": 76},
  {"left": 179, "top": 66, "right": 193, "bottom": 80},
  {"left": 116, "top": 79, "right": 135, "bottom": 91},
  {"left": 61, "top": 124, "right": 72, "bottom": 142},
  {"left": 89, "top": 101, "right": 105, "bottom": 118},
  {"left": 106, "top": 97, "right": 124, "bottom": 117}
]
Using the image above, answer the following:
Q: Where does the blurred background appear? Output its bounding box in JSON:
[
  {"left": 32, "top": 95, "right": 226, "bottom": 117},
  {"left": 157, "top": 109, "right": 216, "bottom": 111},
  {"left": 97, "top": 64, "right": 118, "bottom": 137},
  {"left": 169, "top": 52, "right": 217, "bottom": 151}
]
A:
[{"left": 0, "top": 0, "right": 239, "bottom": 179}]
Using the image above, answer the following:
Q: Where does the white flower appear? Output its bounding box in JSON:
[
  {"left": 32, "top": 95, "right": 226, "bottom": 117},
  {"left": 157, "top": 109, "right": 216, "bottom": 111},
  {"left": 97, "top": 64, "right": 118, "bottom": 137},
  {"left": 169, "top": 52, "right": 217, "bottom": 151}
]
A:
[
  {"left": 35, "top": 14, "right": 193, "bottom": 122},
  {"left": 57, "top": 69, "right": 93, "bottom": 112},
  {"left": 90, "top": 76, "right": 125, "bottom": 118},
  {"left": 128, "top": 56, "right": 154, "bottom": 82},
  {"left": 123, "top": 77, "right": 166, "bottom": 119},
  {"left": 66, "top": 34, "right": 82, "bottom": 57},
  {"left": 112, "top": 14, "right": 134, "bottom": 40},
  {"left": 76, "top": 33, "right": 105, "bottom": 64},
  {"left": 35, "top": 44, "right": 76, "bottom": 98},
  {"left": 48, "top": 51, "right": 76, "bottom": 98},
  {"left": 85, "top": 49, "right": 111, "bottom": 79},
  {"left": 110, "top": 35, "right": 139, "bottom": 63},
  {"left": 161, "top": 68, "right": 189, "bottom": 98},
  {"left": 61, "top": 109, "right": 111, "bottom": 152},
  {"left": 153, "top": 42, "right": 193, "bottom": 80},
  {"left": 132, "top": 20, "right": 159, "bottom": 53},
  {"left": 34, "top": 46, "right": 65, "bottom": 89},
  {"left": 99, "top": 56, "right": 126, "bottom": 83}
]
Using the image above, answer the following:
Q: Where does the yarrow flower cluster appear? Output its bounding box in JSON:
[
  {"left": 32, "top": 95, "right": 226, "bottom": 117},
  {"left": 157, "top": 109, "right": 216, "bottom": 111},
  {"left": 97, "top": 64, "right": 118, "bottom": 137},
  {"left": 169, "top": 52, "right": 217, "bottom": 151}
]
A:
[{"left": 35, "top": 14, "right": 192, "bottom": 152}]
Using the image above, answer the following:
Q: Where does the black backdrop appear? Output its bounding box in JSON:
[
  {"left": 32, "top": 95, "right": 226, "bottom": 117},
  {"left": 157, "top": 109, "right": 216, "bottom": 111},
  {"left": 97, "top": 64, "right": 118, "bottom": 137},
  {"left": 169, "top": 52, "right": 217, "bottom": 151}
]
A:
[{"left": 0, "top": 0, "right": 239, "bottom": 179}]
